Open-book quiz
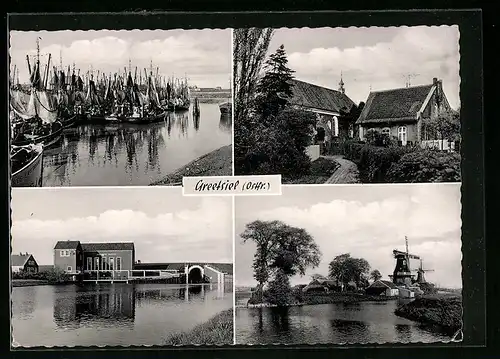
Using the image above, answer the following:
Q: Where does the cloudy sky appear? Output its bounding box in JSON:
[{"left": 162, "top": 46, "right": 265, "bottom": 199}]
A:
[
  {"left": 9, "top": 29, "right": 231, "bottom": 88},
  {"left": 11, "top": 188, "right": 232, "bottom": 265},
  {"left": 235, "top": 184, "right": 462, "bottom": 289},
  {"left": 266, "top": 26, "right": 460, "bottom": 109}
]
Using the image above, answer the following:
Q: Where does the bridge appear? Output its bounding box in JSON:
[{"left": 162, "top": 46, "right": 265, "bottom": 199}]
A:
[{"left": 81, "top": 262, "right": 232, "bottom": 285}]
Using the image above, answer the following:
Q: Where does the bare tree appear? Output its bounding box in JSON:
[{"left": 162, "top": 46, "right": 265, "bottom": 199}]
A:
[{"left": 233, "top": 28, "right": 274, "bottom": 124}]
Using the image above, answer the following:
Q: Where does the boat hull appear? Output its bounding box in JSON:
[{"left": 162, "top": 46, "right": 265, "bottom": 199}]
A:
[
  {"left": 62, "top": 114, "right": 78, "bottom": 129},
  {"left": 11, "top": 145, "right": 44, "bottom": 187},
  {"left": 12, "top": 121, "right": 63, "bottom": 149},
  {"left": 105, "top": 112, "right": 167, "bottom": 124}
]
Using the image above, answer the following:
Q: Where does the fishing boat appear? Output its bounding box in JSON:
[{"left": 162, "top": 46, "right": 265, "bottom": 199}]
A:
[
  {"left": 61, "top": 114, "right": 78, "bottom": 129},
  {"left": 11, "top": 143, "right": 44, "bottom": 187},
  {"left": 12, "top": 120, "right": 63, "bottom": 148}
]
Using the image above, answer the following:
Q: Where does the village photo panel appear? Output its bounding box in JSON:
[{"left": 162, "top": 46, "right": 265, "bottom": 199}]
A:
[
  {"left": 233, "top": 26, "right": 461, "bottom": 185},
  {"left": 9, "top": 28, "right": 233, "bottom": 188},
  {"left": 234, "top": 184, "right": 462, "bottom": 345},
  {"left": 10, "top": 187, "right": 234, "bottom": 347}
]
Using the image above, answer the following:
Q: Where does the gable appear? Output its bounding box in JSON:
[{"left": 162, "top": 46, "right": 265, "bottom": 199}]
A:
[
  {"left": 357, "top": 84, "right": 434, "bottom": 124},
  {"left": 11, "top": 254, "right": 30, "bottom": 267}
]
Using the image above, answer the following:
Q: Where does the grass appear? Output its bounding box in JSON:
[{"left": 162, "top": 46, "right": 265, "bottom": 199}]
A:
[
  {"left": 151, "top": 145, "right": 232, "bottom": 185},
  {"left": 164, "top": 308, "right": 233, "bottom": 345},
  {"left": 283, "top": 157, "right": 340, "bottom": 184}
]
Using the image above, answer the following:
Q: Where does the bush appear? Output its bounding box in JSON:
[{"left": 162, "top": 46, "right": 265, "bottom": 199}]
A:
[
  {"left": 12, "top": 267, "right": 70, "bottom": 283},
  {"left": 264, "top": 269, "right": 295, "bottom": 306},
  {"left": 386, "top": 149, "right": 461, "bottom": 183}
]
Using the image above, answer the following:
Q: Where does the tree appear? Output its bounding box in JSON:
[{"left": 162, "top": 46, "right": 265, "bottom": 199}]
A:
[
  {"left": 422, "top": 108, "right": 461, "bottom": 145},
  {"left": 241, "top": 220, "right": 322, "bottom": 301},
  {"left": 370, "top": 269, "right": 382, "bottom": 282},
  {"left": 254, "top": 44, "right": 296, "bottom": 120},
  {"left": 328, "top": 253, "right": 371, "bottom": 291},
  {"left": 233, "top": 28, "right": 274, "bottom": 125},
  {"left": 265, "top": 268, "right": 295, "bottom": 306}
]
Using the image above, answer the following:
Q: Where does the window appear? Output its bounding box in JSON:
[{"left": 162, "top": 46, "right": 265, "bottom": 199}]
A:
[
  {"left": 116, "top": 257, "right": 121, "bottom": 271},
  {"left": 94, "top": 257, "right": 100, "bottom": 271},
  {"left": 60, "top": 250, "right": 69, "bottom": 257},
  {"left": 67, "top": 266, "right": 72, "bottom": 272},
  {"left": 102, "top": 257, "right": 108, "bottom": 270},
  {"left": 109, "top": 257, "right": 115, "bottom": 271},
  {"left": 398, "top": 126, "right": 408, "bottom": 146},
  {"left": 28, "top": 260, "right": 34, "bottom": 266},
  {"left": 382, "top": 128, "right": 390, "bottom": 136},
  {"left": 87, "top": 257, "right": 92, "bottom": 270}
]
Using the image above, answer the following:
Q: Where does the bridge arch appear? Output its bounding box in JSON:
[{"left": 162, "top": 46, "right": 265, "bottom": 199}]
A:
[{"left": 187, "top": 264, "right": 204, "bottom": 283}]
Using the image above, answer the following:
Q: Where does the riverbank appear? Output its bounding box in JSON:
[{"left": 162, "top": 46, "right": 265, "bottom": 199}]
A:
[
  {"left": 151, "top": 145, "right": 232, "bottom": 186},
  {"left": 395, "top": 294, "right": 462, "bottom": 331},
  {"left": 164, "top": 308, "right": 233, "bottom": 345},
  {"left": 242, "top": 292, "right": 397, "bottom": 308},
  {"left": 12, "top": 279, "right": 51, "bottom": 287}
]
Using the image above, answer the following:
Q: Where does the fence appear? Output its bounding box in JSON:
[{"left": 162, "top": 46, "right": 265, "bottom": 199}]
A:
[
  {"left": 421, "top": 140, "right": 458, "bottom": 152},
  {"left": 83, "top": 269, "right": 181, "bottom": 282}
]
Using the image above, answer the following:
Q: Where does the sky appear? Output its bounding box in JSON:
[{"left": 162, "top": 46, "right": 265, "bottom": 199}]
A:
[
  {"left": 11, "top": 188, "right": 233, "bottom": 265},
  {"left": 266, "top": 26, "right": 460, "bottom": 109},
  {"left": 9, "top": 29, "right": 231, "bottom": 88},
  {"left": 235, "top": 184, "right": 462, "bottom": 289}
]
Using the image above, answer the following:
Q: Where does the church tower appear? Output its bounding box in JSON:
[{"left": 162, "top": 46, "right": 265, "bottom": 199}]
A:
[{"left": 338, "top": 71, "right": 345, "bottom": 94}]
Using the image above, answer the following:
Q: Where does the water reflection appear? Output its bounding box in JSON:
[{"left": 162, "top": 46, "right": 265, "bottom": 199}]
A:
[
  {"left": 41, "top": 103, "right": 231, "bottom": 186},
  {"left": 236, "top": 300, "right": 453, "bottom": 345},
  {"left": 12, "top": 283, "right": 233, "bottom": 347},
  {"left": 219, "top": 113, "right": 232, "bottom": 133}
]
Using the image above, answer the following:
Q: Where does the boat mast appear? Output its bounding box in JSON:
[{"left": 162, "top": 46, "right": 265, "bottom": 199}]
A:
[{"left": 405, "top": 236, "right": 411, "bottom": 272}]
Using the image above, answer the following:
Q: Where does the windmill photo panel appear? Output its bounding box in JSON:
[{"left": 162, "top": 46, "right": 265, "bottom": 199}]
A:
[
  {"left": 10, "top": 187, "right": 234, "bottom": 347},
  {"left": 233, "top": 26, "right": 461, "bottom": 185},
  {"left": 9, "top": 29, "right": 232, "bottom": 188},
  {"left": 234, "top": 184, "right": 462, "bottom": 345}
]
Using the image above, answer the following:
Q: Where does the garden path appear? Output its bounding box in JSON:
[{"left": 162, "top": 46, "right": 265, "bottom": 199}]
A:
[{"left": 321, "top": 155, "right": 360, "bottom": 184}]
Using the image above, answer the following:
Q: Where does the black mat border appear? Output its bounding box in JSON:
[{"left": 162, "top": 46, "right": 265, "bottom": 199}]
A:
[{"left": 3, "top": 9, "right": 486, "bottom": 358}]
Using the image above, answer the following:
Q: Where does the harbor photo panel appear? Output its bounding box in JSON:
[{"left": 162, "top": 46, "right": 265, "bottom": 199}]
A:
[{"left": 9, "top": 29, "right": 233, "bottom": 187}]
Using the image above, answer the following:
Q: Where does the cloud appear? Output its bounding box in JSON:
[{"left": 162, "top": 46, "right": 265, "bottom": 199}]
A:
[
  {"left": 235, "top": 185, "right": 462, "bottom": 288},
  {"left": 11, "top": 197, "right": 233, "bottom": 265},
  {"left": 284, "top": 26, "right": 460, "bottom": 108},
  {"left": 9, "top": 30, "right": 231, "bottom": 88}
]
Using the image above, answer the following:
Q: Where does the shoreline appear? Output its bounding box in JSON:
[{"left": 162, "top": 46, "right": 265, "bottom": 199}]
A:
[
  {"left": 151, "top": 145, "right": 232, "bottom": 186},
  {"left": 164, "top": 308, "right": 234, "bottom": 345}
]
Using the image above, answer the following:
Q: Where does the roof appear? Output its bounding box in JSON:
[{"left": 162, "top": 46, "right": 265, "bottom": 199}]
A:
[
  {"left": 379, "top": 280, "right": 399, "bottom": 289},
  {"left": 133, "top": 262, "right": 233, "bottom": 274},
  {"left": 11, "top": 254, "right": 31, "bottom": 267},
  {"left": 54, "top": 240, "right": 81, "bottom": 249},
  {"left": 81, "top": 242, "right": 135, "bottom": 251},
  {"left": 289, "top": 79, "right": 355, "bottom": 114},
  {"left": 356, "top": 84, "right": 435, "bottom": 125}
]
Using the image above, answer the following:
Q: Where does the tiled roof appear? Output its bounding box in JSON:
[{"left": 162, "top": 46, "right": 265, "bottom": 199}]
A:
[
  {"left": 380, "top": 280, "right": 399, "bottom": 289},
  {"left": 11, "top": 254, "right": 31, "bottom": 267},
  {"left": 356, "top": 84, "right": 434, "bottom": 125},
  {"left": 289, "top": 79, "right": 355, "bottom": 114},
  {"left": 54, "top": 241, "right": 81, "bottom": 249},
  {"left": 81, "top": 242, "right": 135, "bottom": 251}
]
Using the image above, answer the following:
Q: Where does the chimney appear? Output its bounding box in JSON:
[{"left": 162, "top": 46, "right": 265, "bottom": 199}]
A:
[{"left": 433, "top": 77, "right": 438, "bottom": 86}]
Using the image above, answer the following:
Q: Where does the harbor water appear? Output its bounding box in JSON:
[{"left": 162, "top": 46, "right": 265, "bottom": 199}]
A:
[
  {"left": 12, "top": 282, "right": 232, "bottom": 347},
  {"left": 235, "top": 294, "right": 453, "bottom": 344},
  {"left": 41, "top": 103, "right": 231, "bottom": 186}
]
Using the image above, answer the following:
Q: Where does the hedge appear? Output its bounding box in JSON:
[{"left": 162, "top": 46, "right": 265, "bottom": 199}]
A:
[{"left": 340, "top": 139, "right": 461, "bottom": 183}]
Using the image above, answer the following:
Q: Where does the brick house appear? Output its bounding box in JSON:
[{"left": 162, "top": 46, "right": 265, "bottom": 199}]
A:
[
  {"left": 53, "top": 241, "right": 134, "bottom": 275},
  {"left": 356, "top": 78, "right": 452, "bottom": 146},
  {"left": 11, "top": 253, "right": 39, "bottom": 273},
  {"left": 289, "top": 78, "right": 357, "bottom": 141},
  {"left": 53, "top": 241, "right": 83, "bottom": 275}
]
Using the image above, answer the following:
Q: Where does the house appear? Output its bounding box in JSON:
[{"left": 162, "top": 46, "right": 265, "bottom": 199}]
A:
[
  {"left": 81, "top": 242, "right": 135, "bottom": 272},
  {"left": 11, "top": 253, "right": 39, "bottom": 273},
  {"left": 54, "top": 241, "right": 135, "bottom": 275},
  {"left": 289, "top": 78, "right": 357, "bottom": 142},
  {"left": 54, "top": 240, "right": 84, "bottom": 275},
  {"left": 356, "top": 78, "right": 452, "bottom": 146},
  {"left": 365, "top": 280, "right": 399, "bottom": 297},
  {"left": 302, "top": 278, "right": 342, "bottom": 293}
]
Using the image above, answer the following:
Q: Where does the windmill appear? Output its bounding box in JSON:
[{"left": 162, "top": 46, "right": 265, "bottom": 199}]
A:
[
  {"left": 412, "top": 258, "right": 434, "bottom": 284},
  {"left": 389, "top": 236, "right": 420, "bottom": 286}
]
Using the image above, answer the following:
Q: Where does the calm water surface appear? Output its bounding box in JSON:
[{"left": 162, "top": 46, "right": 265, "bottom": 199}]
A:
[
  {"left": 12, "top": 283, "right": 232, "bottom": 347},
  {"left": 236, "top": 295, "right": 452, "bottom": 344},
  {"left": 42, "top": 103, "right": 232, "bottom": 186}
]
